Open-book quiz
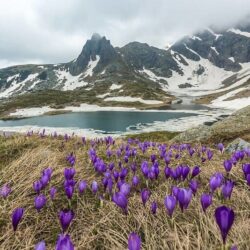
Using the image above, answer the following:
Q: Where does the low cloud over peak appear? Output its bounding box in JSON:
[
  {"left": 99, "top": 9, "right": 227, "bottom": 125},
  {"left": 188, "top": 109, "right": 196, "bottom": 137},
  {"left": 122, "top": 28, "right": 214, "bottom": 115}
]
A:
[{"left": 0, "top": 0, "right": 250, "bottom": 68}]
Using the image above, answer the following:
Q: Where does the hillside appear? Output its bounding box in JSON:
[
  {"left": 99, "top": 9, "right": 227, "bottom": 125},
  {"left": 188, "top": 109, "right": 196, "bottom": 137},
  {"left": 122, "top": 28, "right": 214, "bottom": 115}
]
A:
[{"left": 0, "top": 112, "right": 250, "bottom": 249}]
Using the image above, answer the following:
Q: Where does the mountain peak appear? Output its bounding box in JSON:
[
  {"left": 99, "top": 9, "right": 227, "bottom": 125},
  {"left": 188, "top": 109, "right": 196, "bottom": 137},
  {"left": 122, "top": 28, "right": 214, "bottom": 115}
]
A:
[
  {"left": 69, "top": 33, "right": 119, "bottom": 75},
  {"left": 91, "top": 33, "right": 103, "bottom": 41}
]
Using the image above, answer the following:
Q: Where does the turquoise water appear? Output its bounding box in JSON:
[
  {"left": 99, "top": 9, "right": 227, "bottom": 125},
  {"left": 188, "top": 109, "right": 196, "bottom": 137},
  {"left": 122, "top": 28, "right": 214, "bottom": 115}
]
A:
[{"left": 0, "top": 111, "right": 198, "bottom": 133}]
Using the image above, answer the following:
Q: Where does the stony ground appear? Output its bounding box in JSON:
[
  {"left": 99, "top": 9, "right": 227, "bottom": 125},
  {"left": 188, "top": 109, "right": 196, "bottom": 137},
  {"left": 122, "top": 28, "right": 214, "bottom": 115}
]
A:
[{"left": 172, "top": 105, "right": 250, "bottom": 144}]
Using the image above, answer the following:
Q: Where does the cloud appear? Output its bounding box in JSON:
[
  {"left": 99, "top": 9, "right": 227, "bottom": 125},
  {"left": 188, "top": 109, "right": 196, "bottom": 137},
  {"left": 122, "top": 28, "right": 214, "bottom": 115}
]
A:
[{"left": 0, "top": 0, "right": 250, "bottom": 68}]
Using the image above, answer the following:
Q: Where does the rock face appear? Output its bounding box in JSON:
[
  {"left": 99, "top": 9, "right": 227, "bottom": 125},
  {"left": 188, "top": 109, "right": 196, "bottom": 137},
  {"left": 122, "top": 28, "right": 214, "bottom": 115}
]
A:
[
  {"left": 171, "top": 105, "right": 250, "bottom": 143},
  {"left": 0, "top": 21, "right": 250, "bottom": 103},
  {"left": 69, "top": 34, "right": 122, "bottom": 76},
  {"left": 225, "top": 138, "right": 250, "bottom": 153}
]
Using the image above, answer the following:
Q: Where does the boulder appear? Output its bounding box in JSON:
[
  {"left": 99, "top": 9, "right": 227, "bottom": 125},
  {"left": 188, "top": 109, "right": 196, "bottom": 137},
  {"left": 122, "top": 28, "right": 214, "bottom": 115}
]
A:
[{"left": 225, "top": 138, "right": 250, "bottom": 153}]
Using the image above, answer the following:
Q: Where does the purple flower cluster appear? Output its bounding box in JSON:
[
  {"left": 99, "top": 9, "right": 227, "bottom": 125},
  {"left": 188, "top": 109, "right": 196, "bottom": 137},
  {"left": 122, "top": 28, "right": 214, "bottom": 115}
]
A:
[{"left": 3, "top": 132, "right": 250, "bottom": 249}]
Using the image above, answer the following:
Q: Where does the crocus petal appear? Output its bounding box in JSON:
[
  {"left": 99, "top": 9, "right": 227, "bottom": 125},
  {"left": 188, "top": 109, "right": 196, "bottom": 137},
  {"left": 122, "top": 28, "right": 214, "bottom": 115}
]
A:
[
  {"left": 215, "top": 206, "right": 235, "bottom": 244},
  {"left": 59, "top": 210, "right": 75, "bottom": 232},
  {"left": 55, "top": 234, "right": 74, "bottom": 250},
  {"left": 12, "top": 207, "right": 24, "bottom": 231},
  {"left": 128, "top": 232, "right": 141, "bottom": 250},
  {"left": 35, "top": 240, "right": 46, "bottom": 250}
]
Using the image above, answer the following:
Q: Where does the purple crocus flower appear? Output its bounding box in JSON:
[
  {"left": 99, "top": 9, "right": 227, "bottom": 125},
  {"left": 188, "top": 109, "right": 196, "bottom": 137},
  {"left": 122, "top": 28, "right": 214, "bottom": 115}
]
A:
[
  {"left": 64, "top": 168, "right": 76, "bottom": 180},
  {"left": 128, "top": 232, "right": 141, "bottom": 250},
  {"left": 102, "top": 177, "right": 108, "bottom": 190},
  {"left": 200, "top": 193, "right": 212, "bottom": 213},
  {"left": 33, "top": 181, "right": 42, "bottom": 194},
  {"left": 189, "top": 180, "right": 198, "bottom": 195},
  {"left": 42, "top": 168, "right": 53, "bottom": 180},
  {"left": 215, "top": 206, "right": 235, "bottom": 244},
  {"left": 150, "top": 154, "right": 156, "bottom": 163},
  {"left": 65, "top": 185, "right": 74, "bottom": 200},
  {"left": 113, "top": 171, "right": 119, "bottom": 182},
  {"left": 177, "top": 188, "right": 192, "bottom": 212},
  {"left": 112, "top": 192, "right": 128, "bottom": 214},
  {"left": 152, "top": 164, "right": 160, "bottom": 179},
  {"left": 34, "top": 194, "right": 47, "bottom": 212},
  {"left": 207, "top": 150, "right": 213, "bottom": 160},
  {"left": 78, "top": 180, "right": 87, "bottom": 194},
  {"left": 247, "top": 174, "right": 250, "bottom": 186},
  {"left": 221, "top": 181, "right": 234, "bottom": 199},
  {"left": 231, "top": 245, "right": 238, "bottom": 250},
  {"left": 181, "top": 166, "right": 190, "bottom": 180},
  {"left": 55, "top": 234, "right": 74, "bottom": 250},
  {"left": 242, "top": 163, "right": 250, "bottom": 178},
  {"left": 91, "top": 181, "right": 98, "bottom": 194},
  {"left": 141, "top": 189, "right": 151, "bottom": 207},
  {"left": 141, "top": 161, "right": 149, "bottom": 178},
  {"left": 210, "top": 173, "right": 223, "bottom": 192},
  {"left": 120, "top": 183, "right": 131, "bottom": 196},
  {"left": 132, "top": 176, "right": 140, "bottom": 187},
  {"left": 50, "top": 187, "right": 57, "bottom": 200},
  {"left": 59, "top": 210, "right": 75, "bottom": 232},
  {"left": 217, "top": 143, "right": 224, "bottom": 153},
  {"left": 164, "top": 166, "right": 172, "bottom": 179},
  {"left": 107, "top": 178, "right": 113, "bottom": 193},
  {"left": 171, "top": 186, "right": 179, "bottom": 197},
  {"left": 0, "top": 183, "right": 11, "bottom": 198},
  {"left": 191, "top": 166, "right": 200, "bottom": 178},
  {"left": 120, "top": 168, "right": 128, "bottom": 180},
  {"left": 223, "top": 160, "right": 233, "bottom": 172},
  {"left": 130, "top": 163, "right": 137, "bottom": 173},
  {"left": 35, "top": 241, "right": 46, "bottom": 250},
  {"left": 164, "top": 195, "right": 176, "bottom": 217},
  {"left": 189, "top": 148, "right": 195, "bottom": 157},
  {"left": 151, "top": 201, "right": 157, "bottom": 215},
  {"left": 40, "top": 174, "right": 50, "bottom": 189},
  {"left": 12, "top": 207, "right": 24, "bottom": 231},
  {"left": 164, "top": 156, "right": 171, "bottom": 165},
  {"left": 117, "top": 180, "right": 125, "bottom": 191}
]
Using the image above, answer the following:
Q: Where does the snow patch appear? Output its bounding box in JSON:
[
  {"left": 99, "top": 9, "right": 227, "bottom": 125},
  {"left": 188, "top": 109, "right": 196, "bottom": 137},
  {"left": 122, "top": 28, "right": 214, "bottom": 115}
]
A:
[
  {"left": 100, "top": 69, "right": 106, "bottom": 75},
  {"left": 55, "top": 69, "right": 88, "bottom": 91},
  {"left": 110, "top": 84, "right": 122, "bottom": 90},
  {"left": 0, "top": 73, "right": 38, "bottom": 98},
  {"left": 104, "top": 96, "right": 163, "bottom": 105},
  {"left": 9, "top": 106, "right": 54, "bottom": 117},
  {"left": 28, "top": 80, "right": 41, "bottom": 90},
  {"left": 96, "top": 93, "right": 110, "bottom": 98},
  {"left": 211, "top": 47, "right": 219, "bottom": 55},
  {"left": 228, "top": 57, "right": 235, "bottom": 62},
  {"left": 84, "top": 55, "right": 100, "bottom": 77},
  {"left": 185, "top": 45, "right": 200, "bottom": 57},
  {"left": 228, "top": 28, "right": 250, "bottom": 38},
  {"left": 139, "top": 68, "right": 168, "bottom": 81},
  {"left": 192, "top": 36, "right": 202, "bottom": 41},
  {"left": 167, "top": 56, "right": 232, "bottom": 96},
  {"left": 210, "top": 86, "right": 250, "bottom": 110},
  {"left": 206, "top": 28, "right": 222, "bottom": 40},
  {"left": 7, "top": 74, "right": 19, "bottom": 83}
]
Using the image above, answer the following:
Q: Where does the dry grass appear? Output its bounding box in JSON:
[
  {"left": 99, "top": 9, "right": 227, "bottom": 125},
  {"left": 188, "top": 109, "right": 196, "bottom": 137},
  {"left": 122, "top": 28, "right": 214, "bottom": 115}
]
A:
[{"left": 0, "top": 134, "right": 250, "bottom": 249}]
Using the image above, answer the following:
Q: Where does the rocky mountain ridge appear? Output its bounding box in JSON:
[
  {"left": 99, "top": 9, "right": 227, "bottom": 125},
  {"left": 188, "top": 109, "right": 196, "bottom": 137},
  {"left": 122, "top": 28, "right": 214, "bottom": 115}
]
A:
[{"left": 0, "top": 23, "right": 250, "bottom": 108}]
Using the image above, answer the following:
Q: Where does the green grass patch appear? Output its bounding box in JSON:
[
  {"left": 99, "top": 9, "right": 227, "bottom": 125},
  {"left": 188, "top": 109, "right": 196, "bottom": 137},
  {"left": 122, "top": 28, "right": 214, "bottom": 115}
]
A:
[{"left": 124, "top": 131, "right": 180, "bottom": 142}]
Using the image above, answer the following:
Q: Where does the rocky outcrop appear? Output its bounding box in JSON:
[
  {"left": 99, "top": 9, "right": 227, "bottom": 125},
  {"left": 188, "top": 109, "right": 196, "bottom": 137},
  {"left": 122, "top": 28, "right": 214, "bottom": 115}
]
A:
[
  {"left": 69, "top": 34, "right": 123, "bottom": 76},
  {"left": 171, "top": 105, "right": 250, "bottom": 143},
  {"left": 225, "top": 138, "right": 250, "bottom": 153}
]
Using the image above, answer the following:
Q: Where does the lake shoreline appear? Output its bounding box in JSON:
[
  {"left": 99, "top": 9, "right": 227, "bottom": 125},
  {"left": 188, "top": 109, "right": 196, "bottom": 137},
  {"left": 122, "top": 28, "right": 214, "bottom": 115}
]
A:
[{"left": 0, "top": 109, "right": 232, "bottom": 139}]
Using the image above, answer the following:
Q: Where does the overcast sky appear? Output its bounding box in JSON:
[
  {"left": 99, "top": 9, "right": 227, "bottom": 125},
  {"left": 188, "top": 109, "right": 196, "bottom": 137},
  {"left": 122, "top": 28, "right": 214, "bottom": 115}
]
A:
[{"left": 0, "top": 0, "right": 250, "bottom": 68}]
